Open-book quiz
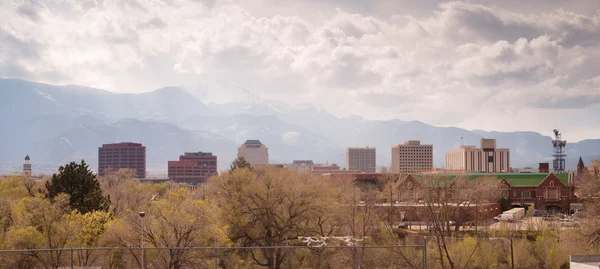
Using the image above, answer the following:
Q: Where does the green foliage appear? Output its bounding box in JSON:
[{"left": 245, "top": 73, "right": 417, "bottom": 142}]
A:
[
  {"left": 0, "top": 170, "right": 594, "bottom": 269},
  {"left": 229, "top": 156, "right": 253, "bottom": 172},
  {"left": 498, "top": 197, "right": 512, "bottom": 212},
  {"left": 46, "top": 160, "right": 110, "bottom": 214}
]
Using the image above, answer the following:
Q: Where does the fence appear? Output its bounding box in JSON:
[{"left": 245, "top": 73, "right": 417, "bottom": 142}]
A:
[{"left": 0, "top": 243, "right": 428, "bottom": 269}]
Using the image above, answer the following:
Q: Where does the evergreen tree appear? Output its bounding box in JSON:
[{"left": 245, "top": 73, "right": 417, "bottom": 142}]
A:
[
  {"left": 46, "top": 160, "right": 110, "bottom": 214},
  {"left": 229, "top": 157, "right": 253, "bottom": 173}
]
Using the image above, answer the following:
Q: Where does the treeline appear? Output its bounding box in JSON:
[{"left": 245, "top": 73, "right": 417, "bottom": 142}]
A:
[{"left": 0, "top": 160, "right": 598, "bottom": 269}]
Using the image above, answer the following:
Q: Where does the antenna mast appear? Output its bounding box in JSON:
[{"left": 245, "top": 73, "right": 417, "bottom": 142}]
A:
[{"left": 551, "top": 129, "right": 567, "bottom": 173}]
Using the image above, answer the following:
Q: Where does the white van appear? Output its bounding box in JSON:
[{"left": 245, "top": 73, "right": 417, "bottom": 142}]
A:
[{"left": 493, "top": 214, "right": 515, "bottom": 222}]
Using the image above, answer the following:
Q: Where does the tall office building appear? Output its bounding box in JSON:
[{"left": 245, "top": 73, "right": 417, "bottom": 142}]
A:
[
  {"left": 346, "top": 147, "right": 376, "bottom": 173},
  {"left": 391, "top": 141, "right": 433, "bottom": 173},
  {"left": 446, "top": 138, "right": 510, "bottom": 173},
  {"left": 168, "top": 152, "right": 217, "bottom": 184},
  {"left": 98, "top": 142, "right": 146, "bottom": 178},
  {"left": 238, "top": 140, "right": 269, "bottom": 166}
]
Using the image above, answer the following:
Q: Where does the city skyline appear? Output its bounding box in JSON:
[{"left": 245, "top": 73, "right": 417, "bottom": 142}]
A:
[{"left": 1, "top": 1, "right": 600, "bottom": 140}]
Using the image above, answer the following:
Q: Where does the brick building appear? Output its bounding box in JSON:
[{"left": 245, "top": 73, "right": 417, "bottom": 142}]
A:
[
  {"left": 168, "top": 152, "right": 218, "bottom": 184},
  {"left": 497, "top": 173, "right": 574, "bottom": 212},
  {"left": 98, "top": 142, "right": 146, "bottom": 178},
  {"left": 324, "top": 172, "right": 576, "bottom": 213}
]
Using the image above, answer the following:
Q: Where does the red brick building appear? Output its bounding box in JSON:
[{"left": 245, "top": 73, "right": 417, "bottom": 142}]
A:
[
  {"left": 497, "top": 173, "right": 574, "bottom": 212},
  {"left": 98, "top": 142, "right": 146, "bottom": 178},
  {"left": 168, "top": 152, "right": 217, "bottom": 184},
  {"left": 323, "top": 172, "right": 576, "bottom": 213}
]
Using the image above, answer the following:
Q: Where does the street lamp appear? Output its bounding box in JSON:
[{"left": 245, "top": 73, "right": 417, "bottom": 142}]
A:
[
  {"left": 139, "top": 211, "right": 146, "bottom": 269},
  {"left": 489, "top": 237, "right": 513, "bottom": 269}
]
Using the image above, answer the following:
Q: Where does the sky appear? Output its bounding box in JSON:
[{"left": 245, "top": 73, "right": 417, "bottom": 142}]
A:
[{"left": 1, "top": 0, "right": 600, "bottom": 141}]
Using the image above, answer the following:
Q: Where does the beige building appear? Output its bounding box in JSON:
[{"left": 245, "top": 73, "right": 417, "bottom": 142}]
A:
[
  {"left": 311, "top": 164, "right": 345, "bottom": 175},
  {"left": 283, "top": 160, "right": 314, "bottom": 172},
  {"left": 346, "top": 147, "right": 376, "bottom": 173},
  {"left": 391, "top": 141, "right": 433, "bottom": 173},
  {"left": 446, "top": 138, "right": 510, "bottom": 173},
  {"left": 238, "top": 140, "right": 269, "bottom": 166}
]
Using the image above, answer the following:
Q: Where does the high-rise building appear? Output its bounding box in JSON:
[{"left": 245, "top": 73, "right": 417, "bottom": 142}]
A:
[
  {"left": 238, "top": 140, "right": 269, "bottom": 166},
  {"left": 391, "top": 141, "right": 433, "bottom": 173},
  {"left": 168, "top": 152, "right": 217, "bottom": 184},
  {"left": 98, "top": 142, "right": 146, "bottom": 178},
  {"left": 346, "top": 147, "right": 376, "bottom": 173},
  {"left": 22, "top": 155, "right": 31, "bottom": 177},
  {"left": 446, "top": 138, "right": 509, "bottom": 173}
]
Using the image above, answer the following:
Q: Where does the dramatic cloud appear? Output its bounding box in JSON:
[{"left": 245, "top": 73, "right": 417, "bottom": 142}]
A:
[{"left": 1, "top": 0, "right": 599, "bottom": 140}]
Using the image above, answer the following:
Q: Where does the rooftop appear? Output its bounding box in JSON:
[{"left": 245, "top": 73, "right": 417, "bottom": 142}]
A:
[
  {"left": 244, "top": 140, "right": 263, "bottom": 145},
  {"left": 323, "top": 172, "right": 570, "bottom": 187},
  {"left": 184, "top": 152, "right": 213, "bottom": 156},
  {"left": 410, "top": 173, "right": 569, "bottom": 187},
  {"left": 101, "top": 142, "right": 144, "bottom": 148},
  {"left": 292, "top": 160, "right": 314, "bottom": 165}
]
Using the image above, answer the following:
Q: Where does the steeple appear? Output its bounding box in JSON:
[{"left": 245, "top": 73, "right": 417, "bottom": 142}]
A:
[
  {"left": 577, "top": 157, "right": 585, "bottom": 169},
  {"left": 22, "top": 154, "right": 32, "bottom": 177}
]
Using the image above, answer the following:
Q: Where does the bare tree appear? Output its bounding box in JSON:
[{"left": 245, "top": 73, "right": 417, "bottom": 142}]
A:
[
  {"left": 208, "top": 166, "right": 338, "bottom": 269},
  {"left": 576, "top": 161, "right": 600, "bottom": 246}
]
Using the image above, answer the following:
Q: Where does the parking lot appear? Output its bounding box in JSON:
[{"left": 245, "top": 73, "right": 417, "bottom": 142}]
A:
[{"left": 400, "top": 215, "right": 581, "bottom": 231}]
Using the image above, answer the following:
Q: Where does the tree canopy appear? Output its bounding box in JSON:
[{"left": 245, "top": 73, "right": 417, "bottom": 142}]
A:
[
  {"left": 46, "top": 160, "right": 110, "bottom": 214},
  {"left": 229, "top": 156, "right": 253, "bottom": 172}
]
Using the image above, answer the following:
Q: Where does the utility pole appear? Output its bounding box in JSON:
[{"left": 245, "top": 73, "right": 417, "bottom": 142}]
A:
[
  {"left": 140, "top": 211, "right": 146, "bottom": 269},
  {"left": 423, "top": 236, "right": 427, "bottom": 269}
]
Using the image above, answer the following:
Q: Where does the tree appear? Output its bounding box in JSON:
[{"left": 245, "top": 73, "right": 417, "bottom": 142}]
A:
[
  {"left": 5, "top": 194, "right": 77, "bottom": 269},
  {"left": 209, "top": 166, "right": 338, "bottom": 269},
  {"left": 576, "top": 161, "right": 600, "bottom": 246},
  {"left": 103, "top": 188, "right": 228, "bottom": 269},
  {"left": 46, "top": 160, "right": 110, "bottom": 214},
  {"left": 229, "top": 157, "right": 253, "bottom": 172},
  {"left": 380, "top": 173, "right": 402, "bottom": 227},
  {"left": 396, "top": 174, "right": 498, "bottom": 269}
]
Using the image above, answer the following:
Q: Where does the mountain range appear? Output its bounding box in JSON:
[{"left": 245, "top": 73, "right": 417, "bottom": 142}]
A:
[{"left": 1, "top": 78, "right": 598, "bottom": 175}]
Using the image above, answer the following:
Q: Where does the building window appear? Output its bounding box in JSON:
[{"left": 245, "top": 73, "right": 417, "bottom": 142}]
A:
[
  {"left": 522, "top": 191, "right": 531, "bottom": 198},
  {"left": 550, "top": 181, "right": 554, "bottom": 187}
]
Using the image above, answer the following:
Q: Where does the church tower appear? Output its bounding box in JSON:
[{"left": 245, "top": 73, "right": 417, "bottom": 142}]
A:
[
  {"left": 577, "top": 157, "right": 585, "bottom": 176},
  {"left": 22, "top": 155, "right": 32, "bottom": 177}
]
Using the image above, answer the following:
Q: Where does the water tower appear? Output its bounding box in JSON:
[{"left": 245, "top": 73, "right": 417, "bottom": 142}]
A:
[{"left": 551, "top": 129, "right": 567, "bottom": 173}]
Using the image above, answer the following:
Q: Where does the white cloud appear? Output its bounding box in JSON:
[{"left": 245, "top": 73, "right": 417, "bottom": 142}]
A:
[{"left": 1, "top": 0, "right": 599, "bottom": 139}]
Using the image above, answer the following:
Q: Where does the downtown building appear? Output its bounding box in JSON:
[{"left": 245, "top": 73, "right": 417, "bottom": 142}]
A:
[
  {"left": 346, "top": 147, "right": 376, "bottom": 173},
  {"left": 446, "top": 138, "right": 510, "bottom": 173},
  {"left": 168, "top": 152, "right": 217, "bottom": 184},
  {"left": 98, "top": 142, "right": 146, "bottom": 178},
  {"left": 391, "top": 140, "right": 433, "bottom": 174},
  {"left": 238, "top": 140, "right": 269, "bottom": 166}
]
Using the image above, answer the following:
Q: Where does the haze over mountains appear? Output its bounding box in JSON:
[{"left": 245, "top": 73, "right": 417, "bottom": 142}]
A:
[{"left": 1, "top": 78, "right": 598, "bottom": 175}]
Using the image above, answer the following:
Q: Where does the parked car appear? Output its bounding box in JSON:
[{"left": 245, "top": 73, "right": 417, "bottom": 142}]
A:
[
  {"left": 493, "top": 214, "right": 515, "bottom": 222},
  {"left": 571, "top": 211, "right": 585, "bottom": 219},
  {"left": 397, "top": 222, "right": 409, "bottom": 229},
  {"left": 543, "top": 215, "right": 559, "bottom": 221}
]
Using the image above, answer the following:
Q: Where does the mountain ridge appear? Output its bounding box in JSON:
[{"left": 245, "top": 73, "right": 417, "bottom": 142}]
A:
[{"left": 1, "top": 78, "right": 598, "bottom": 174}]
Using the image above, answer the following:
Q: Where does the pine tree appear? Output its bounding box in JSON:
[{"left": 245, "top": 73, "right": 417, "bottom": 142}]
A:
[
  {"left": 230, "top": 157, "right": 253, "bottom": 173},
  {"left": 46, "top": 160, "right": 110, "bottom": 214}
]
